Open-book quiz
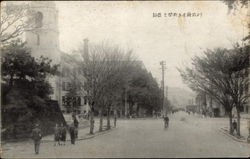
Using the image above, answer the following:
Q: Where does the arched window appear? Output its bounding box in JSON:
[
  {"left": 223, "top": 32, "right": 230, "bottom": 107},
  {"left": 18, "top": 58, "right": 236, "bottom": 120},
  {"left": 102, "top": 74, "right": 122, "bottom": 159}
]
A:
[{"left": 35, "top": 12, "right": 43, "bottom": 28}]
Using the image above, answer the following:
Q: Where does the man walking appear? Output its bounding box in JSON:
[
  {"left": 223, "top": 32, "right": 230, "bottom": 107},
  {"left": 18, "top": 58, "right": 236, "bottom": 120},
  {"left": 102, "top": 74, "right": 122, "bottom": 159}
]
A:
[
  {"left": 54, "top": 123, "right": 60, "bottom": 146},
  {"left": 163, "top": 115, "right": 169, "bottom": 129},
  {"left": 232, "top": 120, "right": 237, "bottom": 135},
  {"left": 60, "top": 123, "right": 67, "bottom": 145},
  {"left": 31, "top": 123, "right": 42, "bottom": 155},
  {"left": 73, "top": 116, "right": 79, "bottom": 139},
  {"left": 69, "top": 123, "right": 76, "bottom": 144}
]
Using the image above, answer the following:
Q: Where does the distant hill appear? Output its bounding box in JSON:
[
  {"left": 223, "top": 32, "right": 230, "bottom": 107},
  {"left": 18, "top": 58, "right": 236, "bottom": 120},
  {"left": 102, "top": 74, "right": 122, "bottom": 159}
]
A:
[{"left": 166, "top": 87, "right": 195, "bottom": 108}]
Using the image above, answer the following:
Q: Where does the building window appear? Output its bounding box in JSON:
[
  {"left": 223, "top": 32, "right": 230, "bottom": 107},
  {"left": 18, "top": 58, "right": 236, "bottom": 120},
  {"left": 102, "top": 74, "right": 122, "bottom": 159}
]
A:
[
  {"left": 35, "top": 11, "right": 43, "bottom": 28},
  {"left": 67, "top": 82, "right": 71, "bottom": 90},
  {"left": 62, "top": 96, "right": 66, "bottom": 106},
  {"left": 62, "top": 82, "right": 66, "bottom": 91},
  {"left": 84, "top": 96, "right": 88, "bottom": 105},
  {"left": 77, "top": 96, "right": 81, "bottom": 106}
]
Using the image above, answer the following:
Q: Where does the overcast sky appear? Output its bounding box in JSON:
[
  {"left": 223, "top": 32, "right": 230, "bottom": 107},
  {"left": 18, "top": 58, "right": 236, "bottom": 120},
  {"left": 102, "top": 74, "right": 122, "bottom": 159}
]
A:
[{"left": 56, "top": 1, "right": 248, "bottom": 92}]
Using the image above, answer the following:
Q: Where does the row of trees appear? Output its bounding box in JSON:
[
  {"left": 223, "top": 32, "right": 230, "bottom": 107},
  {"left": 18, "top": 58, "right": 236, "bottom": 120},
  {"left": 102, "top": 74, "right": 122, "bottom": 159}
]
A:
[
  {"left": 64, "top": 41, "right": 162, "bottom": 134},
  {"left": 179, "top": 44, "right": 249, "bottom": 136},
  {"left": 179, "top": 0, "right": 249, "bottom": 137}
]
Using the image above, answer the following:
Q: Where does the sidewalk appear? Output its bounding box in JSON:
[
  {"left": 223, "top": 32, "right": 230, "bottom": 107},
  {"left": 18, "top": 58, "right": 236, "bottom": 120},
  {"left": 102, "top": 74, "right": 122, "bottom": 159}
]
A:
[
  {"left": 42, "top": 119, "right": 114, "bottom": 142},
  {"left": 219, "top": 118, "right": 249, "bottom": 143}
]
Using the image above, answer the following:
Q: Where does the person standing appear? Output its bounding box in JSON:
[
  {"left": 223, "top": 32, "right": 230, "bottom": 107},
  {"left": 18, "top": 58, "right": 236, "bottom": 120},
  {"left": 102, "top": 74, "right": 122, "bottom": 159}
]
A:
[
  {"left": 114, "top": 110, "right": 117, "bottom": 128},
  {"left": 232, "top": 120, "right": 237, "bottom": 135},
  {"left": 69, "top": 123, "right": 76, "bottom": 145},
  {"left": 73, "top": 117, "right": 79, "bottom": 139},
  {"left": 54, "top": 123, "right": 60, "bottom": 146},
  {"left": 60, "top": 123, "right": 67, "bottom": 146},
  {"left": 163, "top": 115, "right": 169, "bottom": 129},
  {"left": 31, "top": 123, "right": 42, "bottom": 155}
]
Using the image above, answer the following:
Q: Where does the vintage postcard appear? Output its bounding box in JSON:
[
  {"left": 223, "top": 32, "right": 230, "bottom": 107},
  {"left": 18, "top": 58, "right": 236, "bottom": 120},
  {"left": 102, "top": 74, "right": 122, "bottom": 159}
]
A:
[{"left": 1, "top": 0, "right": 249, "bottom": 158}]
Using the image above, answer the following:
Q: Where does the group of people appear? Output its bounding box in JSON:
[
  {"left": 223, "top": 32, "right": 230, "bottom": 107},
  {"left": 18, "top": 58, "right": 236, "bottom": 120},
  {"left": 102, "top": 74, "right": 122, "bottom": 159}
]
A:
[
  {"left": 54, "top": 123, "right": 67, "bottom": 146},
  {"left": 31, "top": 114, "right": 80, "bottom": 155},
  {"left": 54, "top": 115, "right": 79, "bottom": 146}
]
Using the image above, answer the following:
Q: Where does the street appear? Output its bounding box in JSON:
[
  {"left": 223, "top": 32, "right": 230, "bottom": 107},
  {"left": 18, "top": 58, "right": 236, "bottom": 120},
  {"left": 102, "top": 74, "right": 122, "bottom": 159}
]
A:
[{"left": 2, "top": 112, "right": 249, "bottom": 158}]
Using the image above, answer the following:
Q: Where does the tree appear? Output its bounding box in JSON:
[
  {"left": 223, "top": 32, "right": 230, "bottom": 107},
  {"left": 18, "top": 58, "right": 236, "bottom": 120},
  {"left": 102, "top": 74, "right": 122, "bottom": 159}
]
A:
[
  {"left": 1, "top": 40, "right": 59, "bottom": 136},
  {"left": 0, "top": 2, "right": 36, "bottom": 44},
  {"left": 227, "top": 44, "right": 249, "bottom": 136},
  {"left": 127, "top": 65, "right": 161, "bottom": 117},
  {"left": 179, "top": 45, "right": 249, "bottom": 135},
  {"left": 222, "top": 0, "right": 249, "bottom": 41},
  {"left": 1, "top": 39, "right": 58, "bottom": 97},
  {"left": 223, "top": 0, "right": 248, "bottom": 12},
  {"left": 77, "top": 41, "right": 136, "bottom": 134}
]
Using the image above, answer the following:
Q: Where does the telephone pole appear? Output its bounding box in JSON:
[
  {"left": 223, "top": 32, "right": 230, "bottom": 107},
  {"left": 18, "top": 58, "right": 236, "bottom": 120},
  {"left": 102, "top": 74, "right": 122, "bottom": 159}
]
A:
[{"left": 160, "top": 61, "right": 166, "bottom": 116}]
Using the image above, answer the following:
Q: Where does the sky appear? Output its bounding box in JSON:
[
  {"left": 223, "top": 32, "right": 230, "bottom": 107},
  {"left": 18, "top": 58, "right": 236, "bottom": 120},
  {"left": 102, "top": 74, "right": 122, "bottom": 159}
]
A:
[{"left": 56, "top": 1, "right": 247, "bottom": 92}]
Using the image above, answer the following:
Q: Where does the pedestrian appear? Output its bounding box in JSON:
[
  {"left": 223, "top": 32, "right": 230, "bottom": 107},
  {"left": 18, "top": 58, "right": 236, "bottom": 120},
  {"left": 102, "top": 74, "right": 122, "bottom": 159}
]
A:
[
  {"left": 54, "top": 123, "right": 60, "bottom": 146},
  {"left": 114, "top": 110, "right": 117, "bottom": 127},
  {"left": 69, "top": 123, "right": 76, "bottom": 144},
  {"left": 232, "top": 120, "right": 237, "bottom": 135},
  {"left": 73, "top": 118, "right": 79, "bottom": 139},
  {"left": 31, "top": 123, "right": 42, "bottom": 155},
  {"left": 60, "top": 123, "right": 67, "bottom": 146},
  {"left": 163, "top": 115, "right": 169, "bottom": 129}
]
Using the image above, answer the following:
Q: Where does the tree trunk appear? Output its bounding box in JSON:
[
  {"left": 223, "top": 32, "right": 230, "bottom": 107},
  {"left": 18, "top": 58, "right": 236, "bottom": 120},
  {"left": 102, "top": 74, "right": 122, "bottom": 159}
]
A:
[
  {"left": 236, "top": 108, "right": 241, "bottom": 136},
  {"left": 9, "top": 74, "right": 14, "bottom": 87},
  {"left": 107, "top": 107, "right": 111, "bottom": 130},
  {"left": 228, "top": 110, "right": 233, "bottom": 134},
  {"left": 137, "top": 105, "right": 140, "bottom": 117},
  {"left": 99, "top": 109, "right": 103, "bottom": 132},
  {"left": 89, "top": 109, "right": 95, "bottom": 134},
  {"left": 114, "top": 109, "right": 117, "bottom": 128}
]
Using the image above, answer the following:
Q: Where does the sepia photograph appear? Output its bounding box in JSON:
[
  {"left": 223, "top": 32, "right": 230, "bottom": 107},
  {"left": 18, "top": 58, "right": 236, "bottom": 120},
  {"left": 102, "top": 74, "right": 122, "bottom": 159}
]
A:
[{"left": 0, "top": 0, "right": 249, "bottom": 158}]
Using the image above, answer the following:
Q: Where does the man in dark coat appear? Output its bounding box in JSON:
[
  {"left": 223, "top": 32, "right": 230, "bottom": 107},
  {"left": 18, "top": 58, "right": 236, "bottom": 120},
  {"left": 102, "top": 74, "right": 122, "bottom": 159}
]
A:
[
  {"left": 163, "top": 115, "right": 169, "bottom": 129},
  {"left": 60, "top": 123, "right": 67, "bottom": 145},
  {"left": 232, "top": 120, "right": 237, "bottom": 135},
  {"left": 54, "top": 123, "right": 60, "bottom": 146},
  {"left": 73, "top": 118, "right": 79, "bottom": 138},
  {"left": 31, "top": 123, "right": 42, "bottom": 154},
  {"left": 69, "top": 123, "right": 76, "bottom": 144}
]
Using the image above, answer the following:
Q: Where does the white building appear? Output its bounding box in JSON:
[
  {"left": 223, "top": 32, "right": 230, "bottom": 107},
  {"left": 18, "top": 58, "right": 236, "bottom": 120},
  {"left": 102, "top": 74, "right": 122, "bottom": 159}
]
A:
[
  {"left": 24, "top": 1, "right": 62, "bottom": 104},
  {"left": 23, "top": 1, "right": 89, "bottom": 114}
]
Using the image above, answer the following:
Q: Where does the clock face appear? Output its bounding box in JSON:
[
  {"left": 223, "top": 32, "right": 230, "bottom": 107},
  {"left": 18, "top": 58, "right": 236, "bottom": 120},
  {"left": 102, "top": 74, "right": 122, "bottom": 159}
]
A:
[{"left": 35, "top": 11, "right": 43, "bottom": 28}]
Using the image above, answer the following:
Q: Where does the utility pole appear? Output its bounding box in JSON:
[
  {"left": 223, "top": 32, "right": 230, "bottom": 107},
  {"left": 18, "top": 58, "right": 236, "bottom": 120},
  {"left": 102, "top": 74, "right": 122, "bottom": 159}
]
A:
[{"left": 160, "top": 61, "right": 166, "bottom": 116}]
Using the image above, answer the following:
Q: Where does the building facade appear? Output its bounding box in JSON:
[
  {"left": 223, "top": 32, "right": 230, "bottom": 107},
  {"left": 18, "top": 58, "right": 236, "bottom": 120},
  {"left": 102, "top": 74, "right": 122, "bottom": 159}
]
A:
[
  {"left": 195, "top": 92, "right": 225, "bottom": 117},
  {"left": 24, "top": 1, "right": 62, "bottom": 104},
  {"left": 23, "top": 1, "right": 90, "bottom": 114},
  {"left": 60, "top": 51, "right": 90, "bottom": 114}
]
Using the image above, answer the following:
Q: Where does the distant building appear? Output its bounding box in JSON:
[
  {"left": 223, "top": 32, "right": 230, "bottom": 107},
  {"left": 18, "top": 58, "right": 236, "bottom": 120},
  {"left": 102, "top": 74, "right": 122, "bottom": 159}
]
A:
[
  {"left": 60, "top": 39, "right": 90, "bottom": 114},
  {"left": 60, "top": 53, "right": 90, "bottom": 114},
  {"left": 186, "top": 105, "right": 199, "bottom": 113},
  {"left": 195, "top": 92, "right": 225, "bottom": 117}
]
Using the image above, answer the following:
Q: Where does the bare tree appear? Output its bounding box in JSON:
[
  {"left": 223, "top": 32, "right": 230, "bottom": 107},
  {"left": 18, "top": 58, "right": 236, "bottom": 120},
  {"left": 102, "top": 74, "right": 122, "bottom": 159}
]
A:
[
  {"left": 0, "top": 2, "right": 36, "bottom": 44},
  {"left": 77, "top": 41, "right": 136, "bottom": 134},
  {"left": 179, "top": 45, "right": 249, "bottom": 135}
]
